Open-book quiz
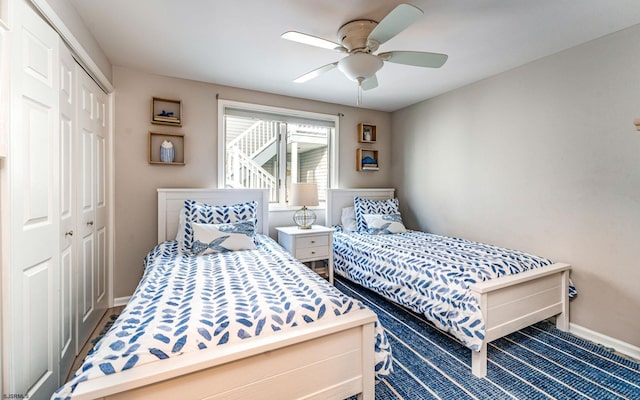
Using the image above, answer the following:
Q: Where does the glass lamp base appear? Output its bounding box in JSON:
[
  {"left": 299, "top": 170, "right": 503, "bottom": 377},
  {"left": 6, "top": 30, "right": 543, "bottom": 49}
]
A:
[{"left": 293, "top": 206, "right": 316, "bottom": 229}]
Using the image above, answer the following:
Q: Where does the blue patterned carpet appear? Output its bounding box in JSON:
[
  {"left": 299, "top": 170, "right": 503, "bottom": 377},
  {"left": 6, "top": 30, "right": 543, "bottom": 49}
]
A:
[{"left": 336, "top": 278, "right": 640, "bottom": 400}]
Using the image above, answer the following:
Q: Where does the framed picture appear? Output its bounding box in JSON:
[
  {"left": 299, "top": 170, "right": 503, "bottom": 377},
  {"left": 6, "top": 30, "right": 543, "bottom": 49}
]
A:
[{"left": 358, "top": 123, "right": 376, "bottom": 143}]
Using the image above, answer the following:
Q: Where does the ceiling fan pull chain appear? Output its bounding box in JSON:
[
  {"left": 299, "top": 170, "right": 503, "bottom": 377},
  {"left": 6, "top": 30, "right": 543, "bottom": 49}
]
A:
[{"left": 357, "top": 78, "right": 363, "bottom": 106}]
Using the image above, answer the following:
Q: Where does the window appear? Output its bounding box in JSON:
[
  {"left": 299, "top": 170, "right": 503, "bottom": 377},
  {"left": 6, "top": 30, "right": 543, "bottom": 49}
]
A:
[{"left": 218, "top": 100, "right": 338, "bottom": 206}]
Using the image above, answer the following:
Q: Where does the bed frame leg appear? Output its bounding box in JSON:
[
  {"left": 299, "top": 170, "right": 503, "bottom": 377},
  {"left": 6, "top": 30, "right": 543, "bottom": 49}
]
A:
[
  {"left": 556, "top": 270, "right": 570, "bottom": 331},
  {"left": 359, "top": 323, "right": 375, "bottom": 400},
  {"left": 471, "top": 342, "right": 487, "bottom": 378}
]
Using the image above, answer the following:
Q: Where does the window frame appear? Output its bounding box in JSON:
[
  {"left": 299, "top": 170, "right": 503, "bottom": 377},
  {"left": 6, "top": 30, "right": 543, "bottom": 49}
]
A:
[{"left": 217, "top": 99, "right": 339, "bottom": 210}]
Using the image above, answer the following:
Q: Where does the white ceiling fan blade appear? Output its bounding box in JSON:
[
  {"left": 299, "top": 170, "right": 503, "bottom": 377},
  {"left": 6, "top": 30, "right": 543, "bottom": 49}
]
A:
[
  {"left": 379, "top": 51, "right": 448, "bottom": 68},
  {"left": 362, "top": 75, "right": 378, "bottom": 91},
  {"left": 368, "top": 4, "right": 423, "bottom": 46},
  {"left": 294, "top": 62, "right": 338, "bottom": 83},
  {"left": 281, "top": 31, "right": 346, "bottom": 52}
]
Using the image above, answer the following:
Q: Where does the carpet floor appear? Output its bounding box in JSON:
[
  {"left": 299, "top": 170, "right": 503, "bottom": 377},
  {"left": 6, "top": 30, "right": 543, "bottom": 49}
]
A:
[{"left": 336, "top": 277, "right": 640, "bottom": 400}]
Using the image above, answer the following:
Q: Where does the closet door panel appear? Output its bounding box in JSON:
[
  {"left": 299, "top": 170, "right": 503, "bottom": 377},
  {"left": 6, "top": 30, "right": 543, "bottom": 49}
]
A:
[
  {"left": 76, "top": 122, "right": 95, "bottom": 347},
  {"left": 76, "top": 68, "right": 107, "bottom": 347},
  {"left": 95, "top": 97, "right": 109, "bottom": 304},
  {"left": 59, "top": 42, "right": 76, "bottom": 381},
  {"left": 9, "top": 0, "right": 60, "bottom": 396},
  {"left": 97, "top": 226, "right": 106, "bottom": 302},
  {"left": 80, "top": 234, "right": 94, "bottom": 320}
]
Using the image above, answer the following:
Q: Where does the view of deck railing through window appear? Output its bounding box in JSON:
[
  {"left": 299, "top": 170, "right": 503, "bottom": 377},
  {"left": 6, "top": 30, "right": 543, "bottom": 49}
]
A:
[{"left": 220, "top": 102, "right": 337, "bottom": 205}]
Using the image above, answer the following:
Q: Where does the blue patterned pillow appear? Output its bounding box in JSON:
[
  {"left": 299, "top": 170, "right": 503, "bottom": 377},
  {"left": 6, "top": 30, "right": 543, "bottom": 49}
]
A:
[
  {"left": 183, "top": 200, "right": 257, "bottom": 250},
  {"left": 363, "top": 213, "right": 407, "bottom": 235},
  {"left": 190, "top": 221, "right": 256, "bottom": 255},
  {"left": 353, "top": 196, "right": 400, "bottom": 232}
]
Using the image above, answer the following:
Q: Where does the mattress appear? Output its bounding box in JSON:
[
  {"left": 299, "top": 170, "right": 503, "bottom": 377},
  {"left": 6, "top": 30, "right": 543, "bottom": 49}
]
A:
[
  {"left": 333, "top": 229, "right": 577, "bottom": 352},
  {"left": 55, "top": 234, "right": 392, "bottom": 399}
]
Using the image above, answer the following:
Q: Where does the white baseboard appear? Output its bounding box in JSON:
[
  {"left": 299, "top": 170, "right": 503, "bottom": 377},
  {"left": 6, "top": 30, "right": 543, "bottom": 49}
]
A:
[
  {"left": 113, "top": 296, "right": 131, "bottom": 307},
  {"left": 570, "top": 322, "right": 640, "bottom": 361}
]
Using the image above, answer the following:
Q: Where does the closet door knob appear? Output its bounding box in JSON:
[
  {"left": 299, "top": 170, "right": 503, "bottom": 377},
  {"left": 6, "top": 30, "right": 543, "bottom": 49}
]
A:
[
  {"left": 87, "top": 221, "right": 94, "bottom": 226},
  {"left": 65, "top": 230, "right": 73, "bottom": 237}
]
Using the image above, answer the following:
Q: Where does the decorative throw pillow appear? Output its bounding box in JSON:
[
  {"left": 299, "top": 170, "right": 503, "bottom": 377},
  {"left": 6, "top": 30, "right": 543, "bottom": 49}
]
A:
[
  {"left": 183, "top": 200, "right": 257, "bottom": 250},
  {"left": 353, "top": 196, "right": 400, "bottom": 232},
  {"left": 363, "top": 213, "right": 407, "bottom": 235},
  {"left": 190, "top": 221, "right": 256, "bottom": 255},
  {"left": 341, "top": 206, "right": 357, "bottom": 231}
]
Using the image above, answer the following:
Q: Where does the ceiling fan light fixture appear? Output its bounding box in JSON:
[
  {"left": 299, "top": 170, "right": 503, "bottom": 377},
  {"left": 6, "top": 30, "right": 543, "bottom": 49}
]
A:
[{"left": 337, "top": 53, "right": 383, "bottom": 82}]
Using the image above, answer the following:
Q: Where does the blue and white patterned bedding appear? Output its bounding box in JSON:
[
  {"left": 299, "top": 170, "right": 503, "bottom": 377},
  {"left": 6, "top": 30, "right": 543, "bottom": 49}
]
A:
[
  {"left": 333, "top": 229, "right": 577, "bottom": 352},
  {"left": 54, "top": 234, "right": 392, "bottom": 399}
]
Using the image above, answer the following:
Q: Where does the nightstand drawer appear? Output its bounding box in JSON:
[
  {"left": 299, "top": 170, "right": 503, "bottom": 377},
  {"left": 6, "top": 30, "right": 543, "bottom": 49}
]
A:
[
  {"left": 297, "top": 235, "right": 329, "bottom": 249},
  {"left": 296, "top": 245, "right": 329, "bottom": 260}
]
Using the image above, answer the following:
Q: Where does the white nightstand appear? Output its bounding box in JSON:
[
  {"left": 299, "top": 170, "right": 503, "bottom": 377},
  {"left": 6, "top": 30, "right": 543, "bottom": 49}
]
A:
[{"left": 276, "top": 225, "right": 334, "bottom": 284}]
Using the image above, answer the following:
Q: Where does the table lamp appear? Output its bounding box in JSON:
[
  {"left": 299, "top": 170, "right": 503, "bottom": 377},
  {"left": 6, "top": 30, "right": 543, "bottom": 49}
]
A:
[{"left": 290, "top": 183, "right": 318, "bottom": 229}]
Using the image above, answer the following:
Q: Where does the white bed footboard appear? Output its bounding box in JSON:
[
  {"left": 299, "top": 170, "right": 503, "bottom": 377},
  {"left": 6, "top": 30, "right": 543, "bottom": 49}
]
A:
[
  {"left": 72, "top": 309, "right": 377, "bottom": 400},
  {"left": 469, "top": 262, "right": 571, "bottom": 377}
]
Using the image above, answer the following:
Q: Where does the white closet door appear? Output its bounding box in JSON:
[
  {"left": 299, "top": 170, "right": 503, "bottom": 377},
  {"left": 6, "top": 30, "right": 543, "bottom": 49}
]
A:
[
  {"left": 76, "top": 67, "right": 107, "bottom": 347},
  {"left": 58, "top": 42, "right": 76, "bottom": 383},
  {"left": 9, "top": 0, "right": 60, "bottom": 397}
]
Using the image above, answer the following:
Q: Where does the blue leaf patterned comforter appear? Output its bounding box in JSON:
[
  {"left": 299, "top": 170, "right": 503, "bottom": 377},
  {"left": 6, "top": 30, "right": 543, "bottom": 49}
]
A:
[
  {"left": 333, "top": 230, "right": 577, "bottom": 352},
  {"left": 54, "top": 234, "right": 392, "bottom": 399}
]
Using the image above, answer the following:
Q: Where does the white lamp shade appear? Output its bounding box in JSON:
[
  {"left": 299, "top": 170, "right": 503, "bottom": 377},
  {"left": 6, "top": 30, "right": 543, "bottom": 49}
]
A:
[
  {"left": 337, "top": 53, "right": 384, "bottom": 82},
  {"left": 290, "top": 183, "right": 319, "bottom": 207}
]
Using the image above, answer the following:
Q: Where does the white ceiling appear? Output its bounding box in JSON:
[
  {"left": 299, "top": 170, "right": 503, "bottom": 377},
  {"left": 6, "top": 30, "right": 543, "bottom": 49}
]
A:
[{"left": 70, "top": 0, "right": 640, "bottom": 112}]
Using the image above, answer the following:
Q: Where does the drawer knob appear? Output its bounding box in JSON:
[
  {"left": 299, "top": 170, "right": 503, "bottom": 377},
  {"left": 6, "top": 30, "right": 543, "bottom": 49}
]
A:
[
  {"left": 311, "top": 251, "right": 315, "bottom": 254},
  {"left": 311, "top": 240, "right": 315, "bottom": 244}
]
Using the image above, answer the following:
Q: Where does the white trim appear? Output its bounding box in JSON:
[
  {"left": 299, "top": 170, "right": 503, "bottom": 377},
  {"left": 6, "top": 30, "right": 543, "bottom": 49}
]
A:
[
  {"left": 113, "top": 296, "right": 130, "bottom": 307},
  {"left": 28, "top": 0, "right": 114, "bottom": 93},
  {"left": 107, "top": 92, "right": 115, "bottom": 307},
  {"left": 570, "top": 322, "right": 640, "bottom": 361},
  {"left": 217, "top": 99, "right": 225, "bottom": 187}
]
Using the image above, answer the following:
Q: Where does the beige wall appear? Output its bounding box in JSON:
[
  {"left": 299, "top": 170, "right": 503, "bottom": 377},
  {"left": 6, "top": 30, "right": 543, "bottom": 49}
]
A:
[
  {"left": 113, "top": 66, "right": 392, "bottom": 297},
  {"left": 391, "top": 25, "right": 640, "bottom": 347}
]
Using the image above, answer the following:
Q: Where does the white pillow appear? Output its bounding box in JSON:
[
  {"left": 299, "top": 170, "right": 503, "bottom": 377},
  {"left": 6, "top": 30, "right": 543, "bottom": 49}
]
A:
[
  {"left": 363, "top": 213, "right": 407, "bottom": 235},
  {"left": 175, "top": 208, "right": 187, "bottom": 242},
  {"left": 341, "top": 206, "right": 357, "bottom": 231},
  {"left": 189, "top": 221, "right": 256, "bottom": 255}
]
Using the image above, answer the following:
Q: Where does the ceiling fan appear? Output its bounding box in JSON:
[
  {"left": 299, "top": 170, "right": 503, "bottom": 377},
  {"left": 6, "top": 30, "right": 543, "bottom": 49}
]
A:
[{"left": 281, "top": 3, "right": 448, "bottom": 105}]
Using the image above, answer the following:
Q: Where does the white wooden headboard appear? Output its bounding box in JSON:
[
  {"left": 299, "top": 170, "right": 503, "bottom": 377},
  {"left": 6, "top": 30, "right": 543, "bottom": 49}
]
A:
[
  {"left": 157, "top": 188, "right": 270, "bottom": 243},
  {"left": 326, "top": 188, "right": 395, "bottom": 227}
]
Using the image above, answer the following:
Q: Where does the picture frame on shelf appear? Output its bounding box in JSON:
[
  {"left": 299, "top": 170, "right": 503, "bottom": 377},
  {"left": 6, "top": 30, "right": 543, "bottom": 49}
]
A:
[
  {"left": 152, "top": 97, "right": 182, "bottom": 126},
  {"left": 358, "top": 123, "right": 376, "bottom": 143},
  {"left": 149, "top": 131, "right": 185, "bottom": 165}
]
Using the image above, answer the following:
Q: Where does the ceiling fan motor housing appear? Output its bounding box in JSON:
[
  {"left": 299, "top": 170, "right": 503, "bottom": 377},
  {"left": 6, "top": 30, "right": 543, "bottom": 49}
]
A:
[{"left": 337, "top": 19, "right": 379, "bottom": 52}]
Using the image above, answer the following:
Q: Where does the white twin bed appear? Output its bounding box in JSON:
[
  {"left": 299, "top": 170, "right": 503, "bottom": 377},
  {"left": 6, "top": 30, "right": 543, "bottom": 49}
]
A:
[
  {"left": 326, "top": 188, "right": 573, "bottom": 378},
  {"left": 54, "top": 188, "right": 390, "bottom": 400}
]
